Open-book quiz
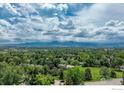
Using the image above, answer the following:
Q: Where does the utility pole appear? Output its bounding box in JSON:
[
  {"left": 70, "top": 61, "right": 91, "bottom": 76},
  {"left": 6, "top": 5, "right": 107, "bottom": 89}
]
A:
[
  {"left": 122, "top": 71, "right": 124, "bottom": 85},
  {"left": 120, "top": 66, "right": 124, "bottom": 85}
]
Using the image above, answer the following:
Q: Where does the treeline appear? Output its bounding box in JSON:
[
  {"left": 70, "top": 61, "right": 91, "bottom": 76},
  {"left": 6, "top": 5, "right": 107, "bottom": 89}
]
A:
[{"left": 0, "top": 48, "right": 124, "bottom": 85}]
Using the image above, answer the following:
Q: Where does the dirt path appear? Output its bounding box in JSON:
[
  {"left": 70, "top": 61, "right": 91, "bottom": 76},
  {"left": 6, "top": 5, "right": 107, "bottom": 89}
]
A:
[{"left": 85, "top": 78, "right": 123, "bottom": 85}]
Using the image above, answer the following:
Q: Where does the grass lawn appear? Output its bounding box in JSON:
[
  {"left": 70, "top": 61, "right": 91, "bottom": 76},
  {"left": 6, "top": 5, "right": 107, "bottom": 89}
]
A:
[{"left": 81, "top": 67, "right": 122, "bottom": 81}]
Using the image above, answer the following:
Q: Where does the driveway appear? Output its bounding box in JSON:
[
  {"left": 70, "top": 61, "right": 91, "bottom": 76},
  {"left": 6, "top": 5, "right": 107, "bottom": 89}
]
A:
[{"left": 85, "top": 78, "right": 123, "bottom": 85}]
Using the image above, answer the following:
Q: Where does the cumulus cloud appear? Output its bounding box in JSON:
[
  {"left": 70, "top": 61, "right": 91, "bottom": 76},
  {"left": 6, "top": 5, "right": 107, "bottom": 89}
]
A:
[
  {"left": 105, "top": 20, "right": 119, "bottom": 27},
  {"left": 0, "top": 3, "right": 124, "bottom": 45},
  {"left": 71, "top": 4, "right": 124, "bottom": 26}
]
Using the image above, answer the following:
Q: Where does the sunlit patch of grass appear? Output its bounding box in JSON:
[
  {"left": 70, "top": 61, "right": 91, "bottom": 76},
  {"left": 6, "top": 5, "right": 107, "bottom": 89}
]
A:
[{"left": 81, "top": 67, "right": 122, "bottom": 81}]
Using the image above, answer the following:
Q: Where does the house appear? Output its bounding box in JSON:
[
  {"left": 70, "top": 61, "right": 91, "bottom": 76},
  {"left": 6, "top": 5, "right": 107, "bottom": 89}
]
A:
[
  {"left": 120, "top": 66, "right": 124, "bottom": 71},
  {"left": 54, "top": 80, "right": 64, "bottom": 85},
  {"left": 66, "top": 65, "right": 74, "bottom": 68}
]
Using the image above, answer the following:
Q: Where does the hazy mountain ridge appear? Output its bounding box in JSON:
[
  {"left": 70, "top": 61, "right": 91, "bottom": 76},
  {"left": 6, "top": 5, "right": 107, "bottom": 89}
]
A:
[{"left": 0, "top": 41, "right": 124, "bottom": 48}]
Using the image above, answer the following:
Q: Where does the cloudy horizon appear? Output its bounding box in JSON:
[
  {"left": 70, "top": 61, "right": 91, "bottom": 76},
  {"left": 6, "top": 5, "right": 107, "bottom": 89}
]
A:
[{"left": 0, "top": 3, "right": 124, "bottom": 47}]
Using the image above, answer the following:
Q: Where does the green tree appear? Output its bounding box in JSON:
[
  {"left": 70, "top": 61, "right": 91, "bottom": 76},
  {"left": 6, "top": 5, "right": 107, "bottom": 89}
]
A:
[
  {"left": 84, "top": 68, "right": 92, "bottom": 81},
  {"left": 110, "top": 70, "right": 117, "bottom": 78},
  {"left": 0, "top": 63, "right": 25, "bottom": 85},
  {"left": 64, "top": 67, "right": 84, "bottom": 85},
  {"left": 58, "top": 69, "right": 64, "bottom": 80},
  {"left": 34, "top": 74, "right": 55, "bottom": 85},
  {"left": 99, "top": 67, "right": 110, "bottom": 80}
]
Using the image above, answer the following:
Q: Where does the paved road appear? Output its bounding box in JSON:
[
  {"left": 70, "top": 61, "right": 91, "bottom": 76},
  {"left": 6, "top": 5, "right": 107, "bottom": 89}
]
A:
[{"left": 85, "top": 78, "right": 123, "bottom": 85}]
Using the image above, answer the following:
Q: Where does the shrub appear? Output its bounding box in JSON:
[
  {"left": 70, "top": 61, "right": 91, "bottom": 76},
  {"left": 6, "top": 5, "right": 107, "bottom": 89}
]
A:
[
  {"left": 84, "top": 68, "right": 92, "bottom": 81},
  {"left": 110, "top": 70, "right": 117, "bottom": 78},
  {"left": 99, "top": 67, "right": 110, "bottom": 80}
]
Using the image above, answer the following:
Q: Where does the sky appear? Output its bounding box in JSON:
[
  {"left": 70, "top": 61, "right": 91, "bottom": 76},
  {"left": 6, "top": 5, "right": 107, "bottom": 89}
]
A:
[{"left": 0, "top": 3, "right": 124, "bottom": 46}]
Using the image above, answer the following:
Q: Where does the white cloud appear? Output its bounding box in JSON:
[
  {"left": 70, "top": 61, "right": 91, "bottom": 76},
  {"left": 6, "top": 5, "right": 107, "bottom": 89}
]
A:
[
  {"left": 71, "top": 4, "right": 124, "bottom": 26},
  {"left": 0, "top": 3, "right": 124, "bottom": 44},
  {"left": 0, "top": 3, "right": 18, "bottom": 15},
  {"left": 105, "top": 20, "right": 119, "bottom": 27}
]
